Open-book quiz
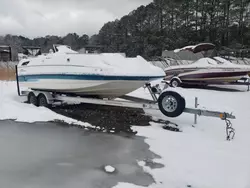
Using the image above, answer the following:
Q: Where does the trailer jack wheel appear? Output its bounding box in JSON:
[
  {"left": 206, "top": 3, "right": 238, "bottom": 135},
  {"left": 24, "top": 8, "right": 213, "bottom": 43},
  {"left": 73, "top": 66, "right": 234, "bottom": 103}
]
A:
[
  {"left": 28, "top": 92, "right": 38, "bottom": 106},
  {"left": 158, "top": 91, "right": 186, "bottom": 118}
]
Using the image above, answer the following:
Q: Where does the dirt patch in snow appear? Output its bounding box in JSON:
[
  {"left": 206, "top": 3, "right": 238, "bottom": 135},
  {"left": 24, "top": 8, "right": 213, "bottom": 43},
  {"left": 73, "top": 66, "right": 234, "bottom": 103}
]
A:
[{"left": 51, "top": 103, "right": 152, "bottom": 134}]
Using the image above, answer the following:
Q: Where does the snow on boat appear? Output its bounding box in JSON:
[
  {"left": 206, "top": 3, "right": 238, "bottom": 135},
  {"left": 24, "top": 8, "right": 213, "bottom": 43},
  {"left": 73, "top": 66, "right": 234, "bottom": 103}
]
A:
[{"left": 17, "top": 45, "right": 165, "bottom": 98}]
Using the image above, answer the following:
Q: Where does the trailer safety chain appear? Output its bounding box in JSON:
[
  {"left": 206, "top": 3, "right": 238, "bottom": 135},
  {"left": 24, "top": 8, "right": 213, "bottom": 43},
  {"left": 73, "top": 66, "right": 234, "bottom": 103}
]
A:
[
  {"left": 151, "top": 119, "right": 181, "bottom": 132},
  {"left": 225, "top": 118, "right": 235, "bottom": 141},
  {"left": 220, "top": 113, "right": 235, "bottom": 141}
]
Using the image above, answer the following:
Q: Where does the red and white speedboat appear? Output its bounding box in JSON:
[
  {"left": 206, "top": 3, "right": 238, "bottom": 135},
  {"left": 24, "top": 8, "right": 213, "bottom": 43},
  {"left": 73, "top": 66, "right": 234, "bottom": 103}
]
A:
[{"left": 164, "top": 43, "right": 250, "bottom": 87}]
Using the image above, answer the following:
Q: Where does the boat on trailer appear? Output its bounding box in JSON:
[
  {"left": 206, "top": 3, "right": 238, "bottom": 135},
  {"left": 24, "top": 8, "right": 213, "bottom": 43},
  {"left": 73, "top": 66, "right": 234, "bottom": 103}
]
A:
[
  {"left": 163, "top": 43, "right": 250, "bottom": 87},
  {"left": 17, "top": 45, "right": 165, "bottom": 98},
  {"left": 15, "top": 44, "right": 236, "bottom": 140}
]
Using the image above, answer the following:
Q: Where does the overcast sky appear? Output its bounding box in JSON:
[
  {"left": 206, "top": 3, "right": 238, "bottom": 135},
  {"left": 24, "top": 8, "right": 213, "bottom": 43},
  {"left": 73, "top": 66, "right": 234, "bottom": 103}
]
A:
[{"left": 0, "top": 0, "right": 152, "bottom": 38}]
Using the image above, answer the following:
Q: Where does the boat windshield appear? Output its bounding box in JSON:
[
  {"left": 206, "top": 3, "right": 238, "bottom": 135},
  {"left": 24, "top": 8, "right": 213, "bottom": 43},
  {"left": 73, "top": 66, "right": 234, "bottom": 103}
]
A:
[
  {"left": 161, "top": 43, "right": 219, "bottom": 67},
  {"left": 163, "top": 48, "right": 215, "bottom": 66}
]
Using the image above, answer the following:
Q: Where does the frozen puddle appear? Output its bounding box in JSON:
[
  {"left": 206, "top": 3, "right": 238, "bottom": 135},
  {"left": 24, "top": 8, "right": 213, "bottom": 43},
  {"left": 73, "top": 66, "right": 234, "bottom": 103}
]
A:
[{"left": 0, "top": 120, "right": 161, "bottom": 188}]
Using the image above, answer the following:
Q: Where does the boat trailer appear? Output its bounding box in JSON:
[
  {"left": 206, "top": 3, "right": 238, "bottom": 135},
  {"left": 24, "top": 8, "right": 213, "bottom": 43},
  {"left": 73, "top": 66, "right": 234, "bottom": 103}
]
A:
[
  {"left": 16, "top": 75, "right": 236, "bottom": 140},
  {"left": 17, "top": 84, "right": 236, "bottom": 140}
]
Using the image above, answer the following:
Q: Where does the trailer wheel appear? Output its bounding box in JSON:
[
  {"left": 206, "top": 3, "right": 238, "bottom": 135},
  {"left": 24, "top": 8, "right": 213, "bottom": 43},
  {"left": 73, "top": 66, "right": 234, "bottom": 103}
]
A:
[
  {"left": 170, "top": 78, "right": 181, "bottom": 87},
  {"left": 158, "top": 91, "right": 186, "bottom": 118},
  {"left": 37, "top": 94, "right": 49, "bottom": 108},
  {"left": 28, "top": 92, "right": 38, "bottom": 106}
]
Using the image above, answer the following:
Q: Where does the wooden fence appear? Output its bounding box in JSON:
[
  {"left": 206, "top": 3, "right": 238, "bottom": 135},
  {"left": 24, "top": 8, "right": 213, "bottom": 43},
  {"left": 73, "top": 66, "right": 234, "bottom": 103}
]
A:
[{"left": 0, "top": 62, "right": 18, "bottom": 81}]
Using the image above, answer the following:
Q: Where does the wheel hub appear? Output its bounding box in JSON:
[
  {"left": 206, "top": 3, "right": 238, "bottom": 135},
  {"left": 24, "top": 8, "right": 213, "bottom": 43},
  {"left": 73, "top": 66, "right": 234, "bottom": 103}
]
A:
[
  {"left": 172, "top": 80, "right": 178, "bottom": 87},
  {"left": 162, "top": 95, "right": 178, "bottom": 113},
  {"left": 40, "top": 98, "right": 46, "bottom": 106},
  {"left": 30, "top": 96, "right": 36, "bottom": 104}
]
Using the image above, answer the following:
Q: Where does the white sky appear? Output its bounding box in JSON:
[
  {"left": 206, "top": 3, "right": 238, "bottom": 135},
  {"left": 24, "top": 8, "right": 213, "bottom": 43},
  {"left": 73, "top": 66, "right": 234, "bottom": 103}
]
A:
[{"left": 0, "top": 0, "right": 152, "bottom": 38}]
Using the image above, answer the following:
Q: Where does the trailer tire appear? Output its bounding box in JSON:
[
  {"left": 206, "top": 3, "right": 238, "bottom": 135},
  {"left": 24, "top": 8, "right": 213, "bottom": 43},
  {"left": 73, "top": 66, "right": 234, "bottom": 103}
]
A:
[
  {"left": 37, "top": 94, "right": 49, "bottom": 108},
  {"left": 158, "top": 91, "right": 186, "bottom": 118},
  {"left": 170, "top": 78, "right": 181, "bottom": 87},
  {"left": 28, "top": 92, "right": 38, "bottom": 106}
]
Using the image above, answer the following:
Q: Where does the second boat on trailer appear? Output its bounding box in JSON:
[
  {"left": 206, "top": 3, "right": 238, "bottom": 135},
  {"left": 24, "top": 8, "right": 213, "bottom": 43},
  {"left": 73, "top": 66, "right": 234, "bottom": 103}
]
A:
[{"left": 164, "top": 43, "right": 250, "bottom": 87}]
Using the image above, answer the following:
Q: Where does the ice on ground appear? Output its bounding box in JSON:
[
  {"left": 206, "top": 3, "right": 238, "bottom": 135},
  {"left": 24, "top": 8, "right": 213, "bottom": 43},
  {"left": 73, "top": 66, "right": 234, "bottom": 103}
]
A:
[{"left": 104, "top": 165, "right": 116, "bottom": 173}]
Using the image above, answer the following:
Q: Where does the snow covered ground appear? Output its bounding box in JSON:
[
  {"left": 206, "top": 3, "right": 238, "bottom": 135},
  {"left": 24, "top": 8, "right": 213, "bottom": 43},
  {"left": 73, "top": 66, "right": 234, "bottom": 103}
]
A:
[
  {"left": 0, "top": 80, "right": 250, "bottom": 188},
  {"left": 128, "top": 83, "right": 250, "bottom": 188},
  {"left": 0, "top": 81, "right": 94, "bottom": 128}
]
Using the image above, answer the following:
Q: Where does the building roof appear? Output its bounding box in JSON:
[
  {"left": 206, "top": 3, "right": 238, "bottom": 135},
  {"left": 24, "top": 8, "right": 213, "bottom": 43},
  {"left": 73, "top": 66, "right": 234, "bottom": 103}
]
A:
[
  {"left": 22, "top": 46, "right": 41, "bottom": 50},
  {"left": 0, "top": 50, "right": 10, "bottom": 53},
  {"left": 0, "top": 45, "right": 11, "bottom": 53},
  {"left": 0, "top": 45, "right": 10, "bottom": 48}
]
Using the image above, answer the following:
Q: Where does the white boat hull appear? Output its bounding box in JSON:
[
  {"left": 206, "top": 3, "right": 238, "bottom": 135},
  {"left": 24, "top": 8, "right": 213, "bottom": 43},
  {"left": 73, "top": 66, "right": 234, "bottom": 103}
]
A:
[{"left": 19, "top": 79, "right": 148, "bottom": 98}]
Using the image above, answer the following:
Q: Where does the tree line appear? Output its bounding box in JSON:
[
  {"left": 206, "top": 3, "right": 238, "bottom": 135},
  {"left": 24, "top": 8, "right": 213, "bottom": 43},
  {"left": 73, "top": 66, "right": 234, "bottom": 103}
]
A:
[
  {"left": 0, "top": 33, "right": 91, "bottom": 53},
  {"left": 0, "top": 33, "right": 102, "bottom": 60},
  {"left": 98, "top": 0, "right": 250, "bottom": 58}
]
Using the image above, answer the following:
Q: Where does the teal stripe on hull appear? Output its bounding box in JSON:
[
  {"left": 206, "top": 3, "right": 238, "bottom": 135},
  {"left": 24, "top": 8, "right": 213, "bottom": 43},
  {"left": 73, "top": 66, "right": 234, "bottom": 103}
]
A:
[{"left": 18, "top": 74, "right": 163, "bottom": 82}]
